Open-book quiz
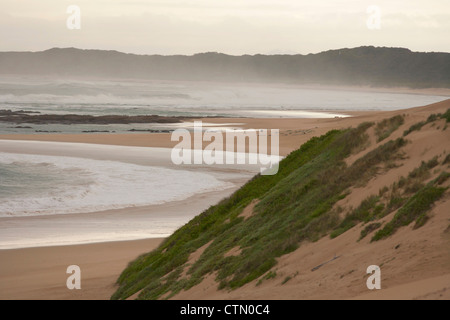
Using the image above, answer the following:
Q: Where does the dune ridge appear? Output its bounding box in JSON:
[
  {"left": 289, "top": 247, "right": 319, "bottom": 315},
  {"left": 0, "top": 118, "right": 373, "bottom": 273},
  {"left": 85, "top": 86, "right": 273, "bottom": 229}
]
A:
[{"left": 113, "top": 99, "right": 450, "bottom": 300}]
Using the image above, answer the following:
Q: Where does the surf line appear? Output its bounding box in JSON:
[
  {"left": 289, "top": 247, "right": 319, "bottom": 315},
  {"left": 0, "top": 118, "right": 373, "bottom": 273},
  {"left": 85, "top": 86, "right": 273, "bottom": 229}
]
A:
[{"left": 171, "top": 121, "right": 280, "bottom": 175}]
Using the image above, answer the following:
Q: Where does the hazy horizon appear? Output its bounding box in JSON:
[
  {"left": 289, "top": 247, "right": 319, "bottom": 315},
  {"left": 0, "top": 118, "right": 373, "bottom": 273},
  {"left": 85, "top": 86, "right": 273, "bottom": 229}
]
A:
[
  {"left": 1, "top": 0, "right": 449, "bottom": 56},
  {"left": 2, "top": 45, "right": 449, "bottom": 56}
]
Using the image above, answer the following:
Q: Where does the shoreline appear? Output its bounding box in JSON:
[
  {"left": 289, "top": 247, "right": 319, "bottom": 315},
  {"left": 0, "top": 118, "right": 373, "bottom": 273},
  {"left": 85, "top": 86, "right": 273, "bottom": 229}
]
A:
[
  {"left": 0, "top": 186, "right": 246, "bottom": 250},
  {"left": 0, "top": 139, "right": 255, "bottom": 249},
  {"left": 0, "top": 113, "right": 380, "bottom": 157}
]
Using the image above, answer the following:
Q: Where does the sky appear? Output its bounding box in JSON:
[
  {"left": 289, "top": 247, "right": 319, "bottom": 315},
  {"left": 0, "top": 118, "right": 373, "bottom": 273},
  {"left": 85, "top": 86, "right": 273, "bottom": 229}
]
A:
[{"left": 0, "top": 0, "right": 449, "bottom": 55}]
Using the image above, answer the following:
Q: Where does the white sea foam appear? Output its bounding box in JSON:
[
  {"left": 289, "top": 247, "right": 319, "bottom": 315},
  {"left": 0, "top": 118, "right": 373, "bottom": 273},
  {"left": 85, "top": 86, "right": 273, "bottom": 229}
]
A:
[{"left": 0, "top": 152, "right": 233, "bottom": 217}]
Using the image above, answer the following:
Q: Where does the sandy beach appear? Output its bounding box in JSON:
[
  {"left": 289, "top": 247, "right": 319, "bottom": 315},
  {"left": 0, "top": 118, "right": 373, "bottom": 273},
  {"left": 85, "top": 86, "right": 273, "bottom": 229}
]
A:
[
  {"left": 0, "top": 238, "right": 164, "bottom": 300},
  {"left": 0, "top": 100, "right": 449, "bottom": 300}
]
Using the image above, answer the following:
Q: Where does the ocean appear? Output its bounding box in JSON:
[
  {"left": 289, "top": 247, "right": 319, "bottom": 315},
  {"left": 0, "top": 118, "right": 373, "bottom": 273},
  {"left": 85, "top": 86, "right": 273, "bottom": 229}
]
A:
[
  {"left": 0, "top": 152, "right": 232, "bottom": 217},
  {"left": 0, "top": 77, "right": 447, "bottom": 134}
]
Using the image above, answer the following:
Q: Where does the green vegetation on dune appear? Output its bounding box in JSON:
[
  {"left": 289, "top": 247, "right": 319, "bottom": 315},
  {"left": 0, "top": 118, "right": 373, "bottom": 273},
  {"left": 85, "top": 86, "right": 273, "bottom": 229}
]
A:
[
  {"left": 403, "top": 109, "right": 450, "bottom": 136},
  {"left": 444, "top": 154, "right": 450, "bottom": 165},
  {"left": 375, "top": 115, "right": 405, "bottom": 142},
  {"left": 113, "top": 129, "right": 348, "bottom": 300},
  {"left": 443, "top": 109, "right": 450, "bottom": 123},
  {"left": 256, "top": 271, "right": 277, "bottom": 286},
  {"left": 330, "top": 195, "right": 381, "bottom": 239},
  {"left": 113, "top": 122, "right": 409, "bottom": 300},
  {"left": 398, "top": 157, "right": 440, "bottom": 194},
  {"left": 371, "top": 182, "right": 447, "bottom": 241},
  {"left": 332, "top": 156, "right": 448, "bottom": 242},
  {"left": 359, "top": 223, "right": 383, "bottom": 241},
  {"left": 112, "top": 115, "right": 448, "bottom": 300}
]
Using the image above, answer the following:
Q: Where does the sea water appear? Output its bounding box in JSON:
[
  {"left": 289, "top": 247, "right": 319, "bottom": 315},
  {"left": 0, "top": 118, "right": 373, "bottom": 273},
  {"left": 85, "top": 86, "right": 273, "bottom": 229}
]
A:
[
  {"left": 0, "top": 78, "right": 447, "bottom": 134},
  {"left": 0, "top": 78, "right": 447, "bottom": 114},
  {"left": 0, "top": 152, "right": 232, "bottom": 217},
  {"left": 1, "top": 79, "right": 447, "bottom": 134}
]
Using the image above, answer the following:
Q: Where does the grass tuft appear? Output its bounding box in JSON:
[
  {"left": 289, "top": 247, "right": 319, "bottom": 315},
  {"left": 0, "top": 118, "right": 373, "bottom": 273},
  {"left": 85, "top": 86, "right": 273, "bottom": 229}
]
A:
[
  {"left": 444, "top": 154, "right": 450, "bottom": 165},
  {"left": 359, "top": 223, "right": 382, "bottom": 241},
  {"left": 372, "top": 183, "right": 446, "bottom": 242},
  {"left": 375, "top": 115, "right": 404, "bottom": 142},
  {"left": 443, "top": 109, "right": 450, "bottom": 123},
  {"left": 331, "top": 196, "right": 380, "bottom": 239},
  {"left": 404, "top": 110, "right": 450, "bottom": 136},
  {"left": 256, "top": 271, "right": 277, "bottom": 286},
  {"left": 281, "top": 276, "right": 292, "bottom": 285}
]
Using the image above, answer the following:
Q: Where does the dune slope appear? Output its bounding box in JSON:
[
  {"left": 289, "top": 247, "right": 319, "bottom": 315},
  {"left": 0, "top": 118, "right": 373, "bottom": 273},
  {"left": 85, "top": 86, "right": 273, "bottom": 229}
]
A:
[{"left": 112, "top": 100, "right": 450, "bottom": 300}]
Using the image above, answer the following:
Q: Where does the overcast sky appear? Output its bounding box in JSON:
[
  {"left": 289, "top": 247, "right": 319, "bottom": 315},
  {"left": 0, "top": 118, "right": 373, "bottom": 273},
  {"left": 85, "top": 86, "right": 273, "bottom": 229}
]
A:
[{"left": 1, "top": 0, "right": 449, "bottom": 55}]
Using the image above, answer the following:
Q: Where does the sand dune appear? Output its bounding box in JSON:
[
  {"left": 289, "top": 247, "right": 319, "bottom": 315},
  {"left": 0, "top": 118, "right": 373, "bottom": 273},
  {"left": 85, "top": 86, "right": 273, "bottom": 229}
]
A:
[{"left": 171, "top": 99, "right": 450, "bottom": 300}]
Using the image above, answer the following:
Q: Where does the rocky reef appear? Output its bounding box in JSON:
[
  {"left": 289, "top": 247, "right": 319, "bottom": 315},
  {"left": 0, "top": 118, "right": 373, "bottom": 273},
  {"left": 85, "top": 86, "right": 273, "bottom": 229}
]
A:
[{"left": 0, "top": 109, "right": 186, "bottom": 125}]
